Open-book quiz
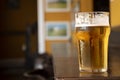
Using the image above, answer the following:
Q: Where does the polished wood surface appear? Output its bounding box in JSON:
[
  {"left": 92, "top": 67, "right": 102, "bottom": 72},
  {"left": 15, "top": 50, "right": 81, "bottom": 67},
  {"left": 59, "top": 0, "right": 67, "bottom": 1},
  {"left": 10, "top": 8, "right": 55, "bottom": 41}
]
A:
[{"left": 51, "top": 41, "right": 120, "bottom": 80}]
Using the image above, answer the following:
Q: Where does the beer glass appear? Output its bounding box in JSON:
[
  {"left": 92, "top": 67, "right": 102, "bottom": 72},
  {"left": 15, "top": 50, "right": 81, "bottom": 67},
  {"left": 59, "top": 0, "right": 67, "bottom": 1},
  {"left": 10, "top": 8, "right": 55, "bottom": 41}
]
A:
[{"left": 74, "top": 12, "right": 110, "bottom": 73}]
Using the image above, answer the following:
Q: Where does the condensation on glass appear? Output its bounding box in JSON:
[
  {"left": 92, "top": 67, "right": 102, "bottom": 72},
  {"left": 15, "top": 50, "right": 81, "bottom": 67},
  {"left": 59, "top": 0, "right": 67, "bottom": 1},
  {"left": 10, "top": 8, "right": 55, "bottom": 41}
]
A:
[{"left": 73, "top": 12, "right": 111, "bottom": 73}]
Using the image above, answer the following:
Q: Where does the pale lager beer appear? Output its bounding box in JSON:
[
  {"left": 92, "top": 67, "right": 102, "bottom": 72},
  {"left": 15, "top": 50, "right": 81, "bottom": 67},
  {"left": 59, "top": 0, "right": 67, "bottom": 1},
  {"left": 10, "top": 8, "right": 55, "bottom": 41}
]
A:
[{"left": 74, "top": 12, "right": 110, "bottom": 72}]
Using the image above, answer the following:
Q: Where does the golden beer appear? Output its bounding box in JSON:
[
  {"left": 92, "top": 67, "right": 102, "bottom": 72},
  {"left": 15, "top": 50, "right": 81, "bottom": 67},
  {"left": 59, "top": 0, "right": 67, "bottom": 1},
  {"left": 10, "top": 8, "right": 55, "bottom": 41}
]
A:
[
  {"left": 75, "top": 26, "right": 110, "bottom": 72},
  {"left": 74, "top": 12, "right": 110, "bottom": 72}
]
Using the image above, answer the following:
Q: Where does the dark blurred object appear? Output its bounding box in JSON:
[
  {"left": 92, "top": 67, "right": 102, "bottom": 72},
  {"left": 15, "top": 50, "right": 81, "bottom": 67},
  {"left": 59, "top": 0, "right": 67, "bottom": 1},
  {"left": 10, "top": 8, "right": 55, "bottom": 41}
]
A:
[
  {"left": 24, "top": 59, "right": 54, "bottom": 80},
  {"left": 6, "top": 0, "right": 20, "bottom": 9},
  {"left": 24, "top": 22, "right": 54, "bottom": 80},
  {"left": 25, "top": 22, "right": 38, "bottom": 69},
  {"left": 93, "top": 0, "right": 110, "bottom": 12}
]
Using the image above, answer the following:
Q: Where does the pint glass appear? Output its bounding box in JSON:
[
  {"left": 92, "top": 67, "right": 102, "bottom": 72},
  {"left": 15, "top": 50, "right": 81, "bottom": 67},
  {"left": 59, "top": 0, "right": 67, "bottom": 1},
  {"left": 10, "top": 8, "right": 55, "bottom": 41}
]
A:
[{"left": 74, "top": 12, "right": 111, "bottom": 72}]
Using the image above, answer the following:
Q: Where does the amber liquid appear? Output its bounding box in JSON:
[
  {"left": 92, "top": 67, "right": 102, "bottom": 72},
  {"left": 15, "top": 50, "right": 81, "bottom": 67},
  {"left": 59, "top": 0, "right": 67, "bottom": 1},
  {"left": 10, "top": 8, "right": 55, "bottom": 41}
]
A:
[{"left": 74, "top": 26, "right": 110, "bottom": 72}]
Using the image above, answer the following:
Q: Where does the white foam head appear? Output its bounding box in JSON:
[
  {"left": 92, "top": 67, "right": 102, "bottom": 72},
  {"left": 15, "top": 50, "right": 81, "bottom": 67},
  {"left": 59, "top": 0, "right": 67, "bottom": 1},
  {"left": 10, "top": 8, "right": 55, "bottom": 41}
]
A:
[{"left": 75, "top": 12, "right": 110, "bottom": 27}]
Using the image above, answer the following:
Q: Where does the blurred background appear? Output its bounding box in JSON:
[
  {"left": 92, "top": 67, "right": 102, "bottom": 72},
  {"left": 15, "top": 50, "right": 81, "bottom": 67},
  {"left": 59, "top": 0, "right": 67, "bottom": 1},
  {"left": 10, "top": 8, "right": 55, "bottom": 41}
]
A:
[{"left": 0, "top": 0, "right": 120, "bottom": 80}]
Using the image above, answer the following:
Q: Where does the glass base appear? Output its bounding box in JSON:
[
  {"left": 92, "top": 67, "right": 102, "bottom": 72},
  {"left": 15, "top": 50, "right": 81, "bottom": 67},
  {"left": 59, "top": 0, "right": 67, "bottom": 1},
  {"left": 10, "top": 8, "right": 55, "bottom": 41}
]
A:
[{"left": 79, "top": 68, "right": 107, "bottom": 73}]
